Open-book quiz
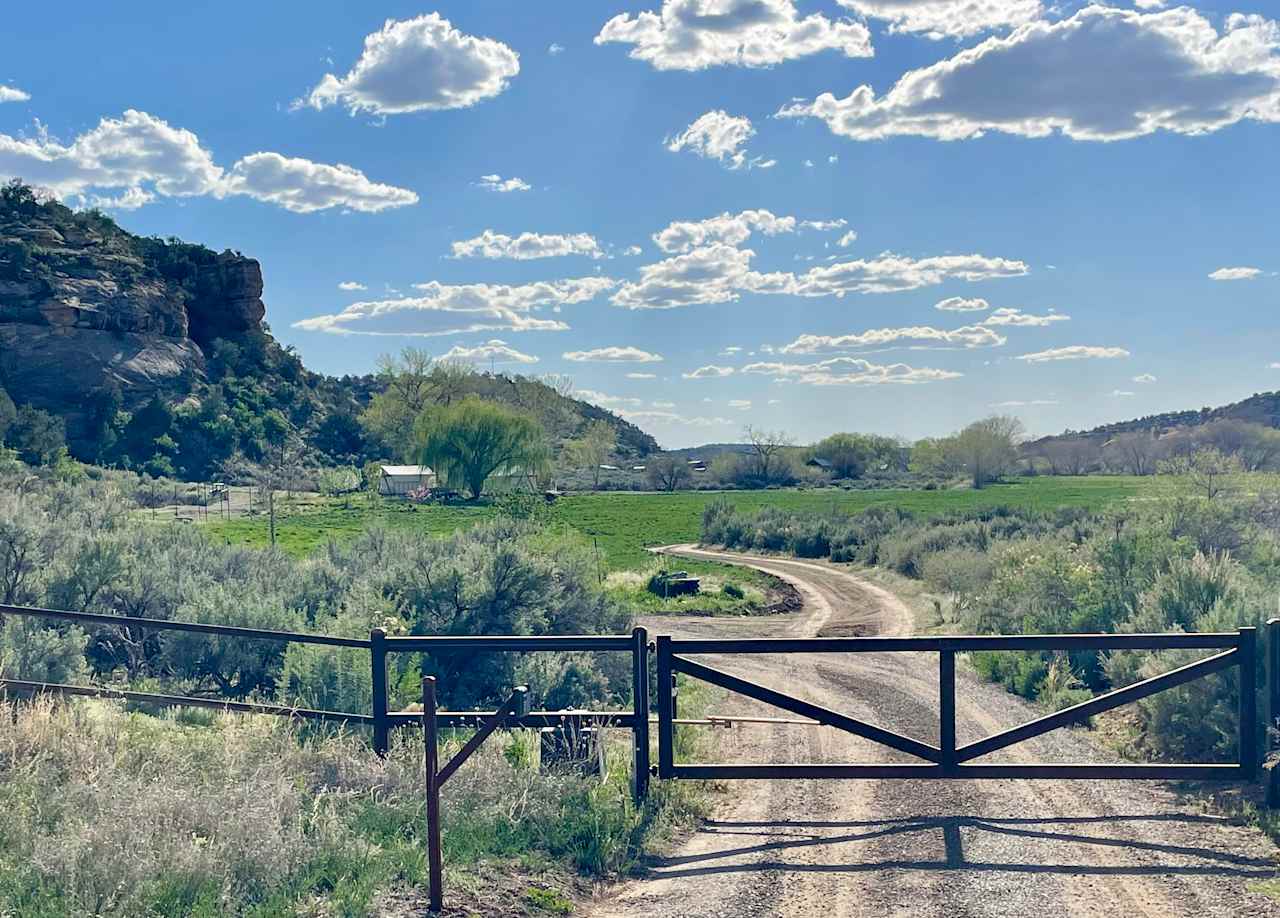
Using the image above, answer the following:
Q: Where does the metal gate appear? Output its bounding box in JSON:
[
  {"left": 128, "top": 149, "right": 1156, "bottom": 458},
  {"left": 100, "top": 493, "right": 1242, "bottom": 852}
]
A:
[{"left": 655, "top": 629, "right": 1258, "bottom": 781}]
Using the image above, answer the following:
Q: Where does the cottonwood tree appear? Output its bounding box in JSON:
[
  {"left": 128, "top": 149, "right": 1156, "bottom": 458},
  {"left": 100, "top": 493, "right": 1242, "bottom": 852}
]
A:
[
  {"left": 360, "top": 350, "right": 475, "bottom": 459},
  {"left": 1104, "top": 431, "right": 1164, "bottom": 476},
  {"left": 1160, "top": 446, "right": 1243, "bottom": 501},
  {"left": 564, "top": 420, "right": 616, "bottom": 489},
  {"left": 646, "top": 455, "right": 691, "bottom": 492},
  {"left": 1195, "top": 419, "right": 1280, "bottom": 471},
  {"left": 743, "top": 426, "right": 795, "bottom": 486},
  {"left": 415, "top": 397, "right": 549, "bottom": 499},
  {"left": 933, "top": 416, "right": 1024, "bottom": 489}
]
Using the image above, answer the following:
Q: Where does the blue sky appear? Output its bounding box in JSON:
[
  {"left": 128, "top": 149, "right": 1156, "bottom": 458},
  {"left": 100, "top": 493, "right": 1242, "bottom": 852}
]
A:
[{"left": 2, "top": 1, "right": 1277, "bottom": 447}]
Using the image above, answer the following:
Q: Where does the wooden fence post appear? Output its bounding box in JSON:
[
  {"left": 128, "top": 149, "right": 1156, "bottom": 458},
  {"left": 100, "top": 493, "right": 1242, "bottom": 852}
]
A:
[
  {"left": 422, "top": 676, "right": 444, "bottom": 913},
  {"left": 1240, "top": 627, "right": 1258, "bottom": 781},
  {"left": 371, "top": 628, "right": 389, "bottom": 756},
  {"left": 632, "top": 626, "right": 650, "bottom": 805},
  {"left": 656, "top": 636, "right": 674, "bottom": 779},
  {"left": 1266, "top": 619, "right": 1280, "bottom": 805}
]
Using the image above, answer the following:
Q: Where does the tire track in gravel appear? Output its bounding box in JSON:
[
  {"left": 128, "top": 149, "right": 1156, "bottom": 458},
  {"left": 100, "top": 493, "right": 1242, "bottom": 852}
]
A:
[{"left": 587, "top": 546, "right": 1280, "bottom": 918}]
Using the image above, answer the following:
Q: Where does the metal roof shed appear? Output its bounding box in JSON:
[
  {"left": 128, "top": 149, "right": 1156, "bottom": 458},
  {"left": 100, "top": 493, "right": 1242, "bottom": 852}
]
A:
[{"left": 378, "top": 465, "right": 436, "bottom": 497}]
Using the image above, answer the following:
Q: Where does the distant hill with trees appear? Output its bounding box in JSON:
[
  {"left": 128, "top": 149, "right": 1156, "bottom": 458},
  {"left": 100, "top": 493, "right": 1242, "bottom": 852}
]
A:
[{"left": 0, "top": 180, "right": 656, "bottom": 480}]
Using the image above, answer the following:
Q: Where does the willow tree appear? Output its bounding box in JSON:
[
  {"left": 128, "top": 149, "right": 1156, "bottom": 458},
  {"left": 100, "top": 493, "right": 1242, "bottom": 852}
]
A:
[{"left": 415, "top": 397, "right": 548, "bottom": 499}]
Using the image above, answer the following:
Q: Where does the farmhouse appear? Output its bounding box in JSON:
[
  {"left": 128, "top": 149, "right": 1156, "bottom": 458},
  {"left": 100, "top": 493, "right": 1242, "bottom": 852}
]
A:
[{"left": 378, "top": 465, "right": 436, "bottom": 497}]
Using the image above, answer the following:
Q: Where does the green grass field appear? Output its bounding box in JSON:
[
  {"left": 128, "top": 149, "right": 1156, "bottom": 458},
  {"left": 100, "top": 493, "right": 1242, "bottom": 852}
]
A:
[{"left": 207, "top": 476, "right": 1179, "bottom": 571}]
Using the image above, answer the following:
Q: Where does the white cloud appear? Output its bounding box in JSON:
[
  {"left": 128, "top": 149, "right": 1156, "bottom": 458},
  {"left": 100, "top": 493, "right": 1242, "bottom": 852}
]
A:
[
  {"left": 1209, "top": 265, "right": 1263, "bottom": 280},
  {"left": 728, "top": 399, "right": 753, "bottom": 410},
  {"left": 828, "top": 155, "right": 839, "bottom": 164},
  {"left": 991, "top": 399, "right": 1060, "bottom": 407},
  {"left": 837, "top": 230, "right": 858, "bottom": 247},
  {"left": 223, "top": 152, "right": 419, "bottom": 213},
  {"left": 477, "top": 174, "right": 531, "bottom": 193},
  {"left": 293, "top": 276, "right": 615, "bottom": 338},
  {"left": 1017, "top": 345, "right": 1130, "bottom": 362},
  {"left": 653, "top": 209, "right": 797, "bottom": 253},
  {"left": 451, "top": 229, "right": 603, "bottom": 260},
  {"left": 1270, "top": 362, "right": 1280, "bottom": 369},
  {"left": 563, "top": 345, "right": 664, "bottom": 363},
  {"left": 1133, "top": 373, "right": 1158, "bottom": 383},
  {"left": 719, "top": 346, "right": 743, "bottom": 356},
  {"left": 441, "top": 339, "right": 539, "bottom": 364},
  {"left": 1134, "top": 0, "right": 1166, "bottom": 8},
  {"left": 549, "top": 43, "right": 565, "bottom": 55},
  {"left": 617, "top": 409, "right": 734, "bottom": 427},
  {"left": 781, "top": 324, "right": 1005, "bottom": 354},
  {"left": 935, "top": 296, "right": 990, "bottom": 312},
  {"left": 338, "top": 281, "right": 367, "bottom": 291},
  {"left": 613, "top": 245, "right": 1027, "bottom": 310},
  {"left": 623, "top": 245, "right": 644, "bottom": 256},
  {"left": 742, "top": 356, "right": 962, "bottom": 386},
  {"left": 595, "top": 0, "right": 872, "bottom": 71},
  {"left": 0, "top": 86, "right": 30, "bottom": 104},
  {"left": 683, "top": 365, "right": 735, "bottom": 379},
  {"left": 778, "top": 6, "right": 1280, "bottom": 143},
  {"left": 800, "top": 219, "right": 847, "bottom": 231},
  {"left": 1110, "top": 389, "right": 1136, "bottom": 397},
  {"left": 306, "top": 14, "right": 519, "bottom": 115},
  {"left": 578, "top": 389, "right": 644, "bottom": 408},
  {"left": 0, "top": 109, "right": 416, "bottom": 213},
  {"left": 666, "top": 110, "right": 775, "bottom": 170},
  {"left": 653, "top": 400, "right": 676, "bottom": 409},
  {"left": 838, "top": 0, "right": 1042, "bottom": 40},
  {"left": 626, "top": 372, "right": 658, "bottom": 379},
  {"left": 980, "top": 307, "right": 1069, "bottom": 327}
]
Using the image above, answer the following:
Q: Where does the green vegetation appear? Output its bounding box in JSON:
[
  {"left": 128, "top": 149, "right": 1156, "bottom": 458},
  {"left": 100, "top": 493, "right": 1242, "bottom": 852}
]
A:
[
  {"left": 700, "top": 471, "right": 1280, "bottom": 762},
  {"left": 210, "top": 475, "right": 1178, "bottom": 570},
  {"left": 415, "top": 396, "right": 549, "bottom": 499}
]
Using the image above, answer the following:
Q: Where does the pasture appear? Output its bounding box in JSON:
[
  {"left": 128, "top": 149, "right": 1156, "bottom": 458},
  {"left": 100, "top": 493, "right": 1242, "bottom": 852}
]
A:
[{"left": 207, "top": 475, "right": 1176, "bottom": 571}]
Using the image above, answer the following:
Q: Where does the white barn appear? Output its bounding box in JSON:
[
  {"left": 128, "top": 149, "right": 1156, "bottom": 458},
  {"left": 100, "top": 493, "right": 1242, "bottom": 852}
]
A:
[{"left": 378, "top": 465, "right": 436, "bottom": 497}]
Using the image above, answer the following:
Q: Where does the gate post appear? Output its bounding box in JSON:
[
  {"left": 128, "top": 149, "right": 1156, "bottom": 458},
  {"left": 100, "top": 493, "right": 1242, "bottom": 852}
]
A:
[
  {"left": 656, "top": 635, "right": 674, "bottom": 779},
  {"left": 1240, "top": 627, "right": 1258, "bottom": 781},
  {"left": 632, "top": 626, "right": 651, "bottom": 805},
  {"left": 422, "top": 676, "right": 444, "bottom": 913},
  {"left": 371, "top": 628, "right": 389, "bottom": 756},
  {"left": 1266, "top": 619, "right": 1280, "bottom": 805}
]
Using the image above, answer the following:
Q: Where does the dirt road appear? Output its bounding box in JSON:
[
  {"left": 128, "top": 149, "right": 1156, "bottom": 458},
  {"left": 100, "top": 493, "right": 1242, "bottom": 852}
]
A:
[{"left": 589, "top": 546, "right": 1280, "bottom": 918}]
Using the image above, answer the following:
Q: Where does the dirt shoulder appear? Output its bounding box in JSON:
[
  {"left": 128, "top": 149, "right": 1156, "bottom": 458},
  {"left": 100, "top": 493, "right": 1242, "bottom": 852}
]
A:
[{"left": 587, "top": 545, "right": 1280, "bottom": 918}]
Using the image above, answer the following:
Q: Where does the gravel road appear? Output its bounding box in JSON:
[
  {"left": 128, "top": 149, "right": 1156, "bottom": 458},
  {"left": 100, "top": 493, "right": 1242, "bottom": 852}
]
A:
[{"left": 588, "top": 546, "right": 1280, "bottom": 918}]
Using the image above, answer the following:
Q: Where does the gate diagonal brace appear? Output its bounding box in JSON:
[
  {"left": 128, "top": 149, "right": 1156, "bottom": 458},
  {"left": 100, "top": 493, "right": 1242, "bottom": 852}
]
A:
[{"left": 672, "top": 654, "right": 941, "bottom": 764}]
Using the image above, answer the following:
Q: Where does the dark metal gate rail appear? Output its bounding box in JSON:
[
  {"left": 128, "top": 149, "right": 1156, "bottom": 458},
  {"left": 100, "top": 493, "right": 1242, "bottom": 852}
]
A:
[{"left": 656, "top": 629, "right": 1257, "bottom": 781}]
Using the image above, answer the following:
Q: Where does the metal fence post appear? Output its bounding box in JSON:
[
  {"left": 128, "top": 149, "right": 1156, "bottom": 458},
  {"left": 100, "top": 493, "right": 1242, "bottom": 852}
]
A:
[
  {"left": 1240, "top": 627, "right": 1258, "bottom": 780},
  {"left": 632, "top": 626, "right": 651, "bottom": 805},
  {"left": 939, "top": 650, "right": 956, "bottom": 775},
  {"left": 371, "top": 628, "right": 389, "bottom": 756},
  {"left": 1266, "top": 619, "right": 1280, "bottom": 805},
  {"left": 422, "top": 676, "right": 444, "bottom": 913},
  {"left": 656, "top": 635, "right": 674, "bottom": 779}
]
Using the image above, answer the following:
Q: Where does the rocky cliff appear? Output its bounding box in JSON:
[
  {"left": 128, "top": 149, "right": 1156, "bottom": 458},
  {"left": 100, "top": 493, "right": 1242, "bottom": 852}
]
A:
[{"left": 0, "top": 192, "right": 265, "bottom": 448}]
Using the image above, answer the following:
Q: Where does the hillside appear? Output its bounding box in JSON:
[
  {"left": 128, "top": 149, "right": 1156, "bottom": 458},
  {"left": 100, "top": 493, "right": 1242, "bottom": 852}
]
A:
[
  {"left": 1031, "top": 389, "right": 1280, "bottom": 448},
  {"left": 0, "top": 181, "right": 656, "bottom": 479}
]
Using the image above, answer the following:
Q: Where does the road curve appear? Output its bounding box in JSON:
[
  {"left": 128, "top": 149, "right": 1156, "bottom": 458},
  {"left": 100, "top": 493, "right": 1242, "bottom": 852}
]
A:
[{"left": 588, "top": 545, "right": 1280, "bottom": 918}]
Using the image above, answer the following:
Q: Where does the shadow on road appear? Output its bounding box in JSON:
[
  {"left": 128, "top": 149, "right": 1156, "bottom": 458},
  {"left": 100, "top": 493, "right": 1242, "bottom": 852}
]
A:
[{"left": 644, "top": 814, "right": 1278, "bottom": 880}]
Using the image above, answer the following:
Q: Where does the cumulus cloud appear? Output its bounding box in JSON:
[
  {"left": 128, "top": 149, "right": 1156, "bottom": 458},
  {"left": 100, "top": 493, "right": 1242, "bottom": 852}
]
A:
[
  {"left": 683, "top": 365, "right": 735, "bottom": 379},
  {"left": 1209, "top": 265, "right": 1263, "bottom": 280},
  {"left": 293, "top": 276, "right": 615, "bottom": 338},
  {"left": 0, "top": 109, "right": 417, "bottom": 213},
  {"left": 838, "top": 0, "right": 1042, "bottom": 40},
  {"left": 980, "top": 307, "right": 1068, "bottom": 327},
  {"left": 627, "top": 372, "right": 658, "bottom": 379},
  {"left": 477, "top": 174, "right": 531, "bottom": 193},
  {"left": 0, "top": 86, "right": 30, "bottom": 103},
  {"left": 1271, "top": 362, "right": 1280, "bottom": 370},
  {"left": 666, "top": 110, "right": 775, "bottom": 170},
  {"left": 653, "top": 209, "right": 797, "bottom": 253},
  {"left": 742, "top": 356, "right": 963, "bottom": 386},
  {"left": 338, "top": 281, "right": 367, "bottom": 291},
  {"left": 306, "top": 14, "right": 519, "bottom": 115},
  {"left": 440, "top": 339, "right": 539, "bottom": 364},
  {"left": 1017, "top": 345, "right": 1130, "bottom": 362},
  {"left": 1110, "top": 389, "right": 1136, "bottom": 397},
  {"left": 451, "top": 229, "right": 603, "bottom": 260},
  {"left": 549, "top": 43, "right": 566, "bottom": 55},
  {"left": 778, "top": 6, "right": 1280, "bottom": 143},
  {"left": 728, "top": 399, "right": 753, "bottom": 410},
  {"left": 1133, "top": 373, "right": 1158, "bottom": 383},
  {"left": 578, "top": 389, "right": 644, "bottom": 408},
  {"left": 562, "top": 345, "right": 664, "bottom": 363},
  {"left": 837, "top": 230, "right": 858, "bottom": 247},
  {"left": 991, "top": 398, "right": 1060, "bottom": 407},
  {"left": 223, "top": 152, "right": 419, "bottom": 213},
  {"left": 595, "top": 0, "right": 872, "bottom": 71},
  {"left": 616, "top": 409, "right": 733, "bottom": 428},
  {"left": 613, "top": 244, "right": 1028, "bottom": 309},
  {"left": 780, "top": 325, "right": 1005, "bottom": 353},
  {"left": 935, "top": 296, "right": 989, "bottom": 311}
]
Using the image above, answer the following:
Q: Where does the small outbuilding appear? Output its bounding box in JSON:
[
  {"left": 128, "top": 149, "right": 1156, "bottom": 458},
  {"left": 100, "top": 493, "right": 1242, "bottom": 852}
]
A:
[
  {"left": 378, "top": 465, "right": 436, "bottom": 497},
  {"left": 806, "top": 457, "right": 834, "bottom": 471}
]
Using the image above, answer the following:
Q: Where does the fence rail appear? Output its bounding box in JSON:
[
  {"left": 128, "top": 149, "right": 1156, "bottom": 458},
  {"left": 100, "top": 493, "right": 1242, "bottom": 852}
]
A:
[{"left": 0, "top": 603, "right": 652, "bottom": 803}]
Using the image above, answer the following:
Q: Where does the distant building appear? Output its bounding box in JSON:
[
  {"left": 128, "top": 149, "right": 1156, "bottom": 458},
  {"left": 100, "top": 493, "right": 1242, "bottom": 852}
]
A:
[
  {"left": 806, "top": 457, "right": 834, "bottom": 470},
  {"left": 378, "top": 465, "right": 436, "bottom": 497}
]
